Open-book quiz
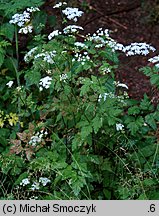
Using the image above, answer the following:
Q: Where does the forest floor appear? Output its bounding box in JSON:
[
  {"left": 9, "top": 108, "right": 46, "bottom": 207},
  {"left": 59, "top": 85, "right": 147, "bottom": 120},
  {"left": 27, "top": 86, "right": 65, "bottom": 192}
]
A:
[{"left": 44, "top": 0, "right": 159, "bottom": 103}]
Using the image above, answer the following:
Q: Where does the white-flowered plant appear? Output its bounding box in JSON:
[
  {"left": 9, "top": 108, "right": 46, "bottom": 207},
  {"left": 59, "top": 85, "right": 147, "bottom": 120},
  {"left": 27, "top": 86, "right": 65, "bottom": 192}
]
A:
[
  {"left": 114, "top": 81, "right": 129, "bottom": 89},
  {"left": 29, "top": 129, "right": 47, "bottom": 146},
  {"left": 63, "top": 25, "right": 84, "bottom": 34},
  {"left": 6, "top": 81, "right": 14, "bottom": 88},
  {"left": 39, "top": 76, "right": 52, "bottom": 91},
  {"left": 39, "top": 177, "right": 51, "bottom": 186},
  {"left": 116, "top": 123, "right": 124, "bottom": 131},
  {"left": 24, "top": 47, "right": 38, "bottom": 62},
  {"left": 48, "top": 30, "right": 62, "bottom": 40},
  {"left": 60, "top": 74, "right": 68, "bottom": 82},
  {"left": 20, "top": 178, "right": 30, "bottom": 186},
  {"left": 98, "top": 93, "right": 109, "bottom": 102},
  {"left": 26, "top": 7, "right": 40, "bottom": 13},
  {"left": 148, "top": 55, "right": 159, "bottom": 68},
  {"left": 74, "top": 42, "right": 88, "bottom": 49},
  {"left": 34, "top": 51, "right": 56, "bottom": 64},
  {"left": 72, "top": 51, "right": 91, "bottom": 65},
  {"left": 122, "top": 43, "right": 156, "bottom": 56},
  {"left": 30, "top": 181, "right": 40, "bottom": 191},
  {"left": 53, "top": 2, "right": 67, "bottom": 8},
  {"left": 9, "top": 7, "right": 39, "bottom": 34},
  {"left": 62, "top": 7, "right": 84, "bottom": 22}
]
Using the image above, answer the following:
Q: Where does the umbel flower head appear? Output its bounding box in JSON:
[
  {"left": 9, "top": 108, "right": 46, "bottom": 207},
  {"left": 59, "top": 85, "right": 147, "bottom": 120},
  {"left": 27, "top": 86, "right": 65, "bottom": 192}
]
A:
[
  {"left": 9, "top": 7, "right": 40, "bottom": 34},
  {"left": 62, "top": 7, "right": 84, "bottom": 22}
]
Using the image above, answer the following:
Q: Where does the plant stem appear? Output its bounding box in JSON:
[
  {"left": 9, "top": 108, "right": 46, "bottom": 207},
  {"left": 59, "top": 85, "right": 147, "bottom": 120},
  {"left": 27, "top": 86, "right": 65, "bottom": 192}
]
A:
[{"left": 15, "top": 26, "right": 19, "bottom": 67}]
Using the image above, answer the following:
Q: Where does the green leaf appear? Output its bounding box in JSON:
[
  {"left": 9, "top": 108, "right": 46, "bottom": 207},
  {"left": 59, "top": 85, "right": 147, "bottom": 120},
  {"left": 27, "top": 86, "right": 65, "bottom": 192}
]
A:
[
  {"left": 0, "top": 48, "right": 5, "bottom": 68},
  {"left": 126, "top": 116, "right": 144, "bottom": 135},
  {"left": 143, "top": 179, "right": 157, "bottom": 187},
  {"left": 103, "top": 189, "right": 111, "bottom": 199},
  {"left": 128, "top": 106, "right": 140, "bottom": 115},
  {"left": 81, "top": 125, "right": 92, "bottom": 139},
  {"left": 92, "top": 115, "right": 103, "bottom": 134},
  {"left": 72, "top": 135, "right": 82, "bottom": 151},
  {"left": 150, "top": 74, "right": 159, "bottom": 87},
  {"left": 48, "top": 15, "right": 57, "bottom": 27},
  {"left": 145, "top": 114, "right": 157, "bottom": 130},
  {"left": 32, "top": 11, "right": 47, "bottom": 34},
  {"left": 0, "top": 23, "right": 14, "bottom": 41},
  {"left": 14, "top": 172, "right": 28, "bottom": 185},
  {"left": 0, "top": 0, "right": 44, "bottom": 16},
  {"left": 71, "top": 176, "right": 86, "bottom": 196},
  {"left": 140, "top": 145, "right": 156, "bottom": 157},
  {"left": 101, "top": 159, "right": 113, "bottom": 172},
  {"left": 25, "top": 69, "right": 41, "bottom": 86}
]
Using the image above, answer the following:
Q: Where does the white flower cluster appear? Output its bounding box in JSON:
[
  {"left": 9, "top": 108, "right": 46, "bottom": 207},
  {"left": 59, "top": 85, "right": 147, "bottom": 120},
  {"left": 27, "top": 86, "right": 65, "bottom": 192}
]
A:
[
  {"left": 98, "top": 91, "right": 128, "bottom": 103},
  {"left": 53, "top": 2, "right": 67, "bottom": 8},
  {"left": 39, "top": 76, "right": 52, "bottom": 91},
  {"left": 74, "top": 42, "right": 88, "bottom": 49},
  {"left": 148, "top": 55, "right": 159, "bottom": 68},
  {"left": 39, "top": 177, "right": 51, "bottom": 186},
  {"left": 114, "top": 81, "right": 128, "bottom": 89},
  {"left": 20, "top": 178, "right": 30, "bottom": 186},
  {"left": 60, "top": 73, "right": 68, "bottom": 82},
  {"left": 48, "top": 30, "right": 62, "bottom": 40},
  {"left": 62, "top": 7, "right": 84, "bottom": 22},
  {"left": 72, "top": 51, "right": 90, "bottom": 65},
  {"left": 9, "top": 11, "right": 30, "bottom": 27},
  {"left": 19, "top": 25, "right": 33, "bottom": 34},
  {"left": 31, "top": 181, "right": 40, "bottom": 191},
  {"left": 27, "top": 7, "right": 40, "bottom": 13},
  {"left": 116, "top": 123, "right": 124, "bottom": 131},
  {"left": 6, "top": 80, "right": 14, "bottom": 88},
  {"left": 24, "top": 47, "right": 38, "bottom": 62},
  {"left": 20, "top": 176, "right": 50, "bottom": 190},
  {"left": 86, "top": 28, "right": 111, "bottom": 48},
  {"left": 34, "top": 51, "right": 56, "bottom": 64},
  {"left": 9, "top": 7, "right": 39, "bottom": 34},
  {"left": 63, "top": 25, "right": 83, "bottom": 34},
  {"left": 98, "top": 93, "right": 109, "bottom": 102},
  {"left": 29, "top": 129, "right": 48, "bottom": 146},
  {"left": 122, "top": 43, "right": 156, "bottom": 56},
  {"left": 86, "top": 28, "right": 156, "bottom": 56}
]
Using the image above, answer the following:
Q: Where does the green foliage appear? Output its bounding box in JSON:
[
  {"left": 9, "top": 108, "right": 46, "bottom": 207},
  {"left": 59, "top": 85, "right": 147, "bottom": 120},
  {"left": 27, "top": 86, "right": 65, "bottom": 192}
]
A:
[{"left": 0, "top": 0, "right": 44, "bottom": 16}]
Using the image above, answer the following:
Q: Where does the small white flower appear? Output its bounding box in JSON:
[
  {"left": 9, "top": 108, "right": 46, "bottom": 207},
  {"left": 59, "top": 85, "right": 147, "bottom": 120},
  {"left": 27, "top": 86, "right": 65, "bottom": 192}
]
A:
[
  {"left": 16, "top": 86, "right": 22, "bottom": 92},
  {"left": 114, "top": 81, "right": 128, "bottom": 89},
  {"left": 116, "top": 123, "right": 124, "bottom": 131},
  {"left": 98, "top": 93, "right": 109, "bottom": 102},
  {"left": 20, "top": 178, "right": 30, "bottom": 186},
  {"left": 31, "top": 182, "right": 40, "bottom": 191},
  {"left": 39, "top": 177, "right": 51, "bottom": 186},
  {"left": 53, "top": 2, "right": 67, "bottom": 8},
  {"left": 60, "top": 73, "right": 68, "bottom": 82},
  {"left": 26, "top": 7, "right": 40, "bottom": 13},
  {"left": 6, "top": 81, "right": 14, "bottom": 88},
  {"left": 39, "top": 76, "right": 52, "bottom": 91}
]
